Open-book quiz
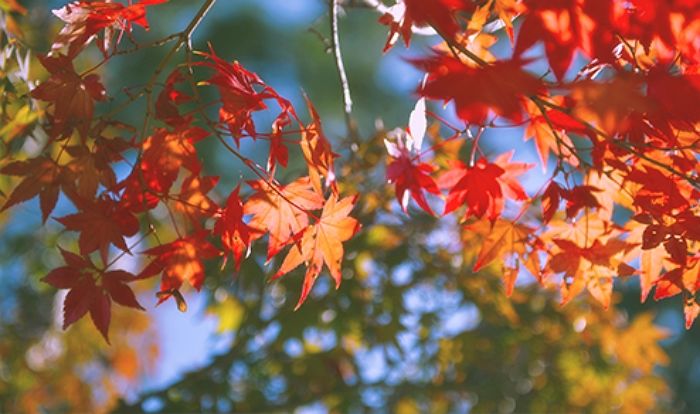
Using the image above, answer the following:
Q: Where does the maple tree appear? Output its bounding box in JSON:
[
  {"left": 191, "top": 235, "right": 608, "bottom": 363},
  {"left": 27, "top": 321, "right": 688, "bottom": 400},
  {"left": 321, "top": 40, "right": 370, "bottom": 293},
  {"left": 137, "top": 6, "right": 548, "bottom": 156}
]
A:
[{"left": 2, "top": 0, "right": 700, "bottom": 412}]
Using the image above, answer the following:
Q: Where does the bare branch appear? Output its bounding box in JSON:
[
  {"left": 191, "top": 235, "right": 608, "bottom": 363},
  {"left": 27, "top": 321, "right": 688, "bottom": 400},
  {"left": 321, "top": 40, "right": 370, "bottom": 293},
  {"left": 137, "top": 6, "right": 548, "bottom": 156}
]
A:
[{"left": 329, "top": 0, "right": 356, "bottom": 138}]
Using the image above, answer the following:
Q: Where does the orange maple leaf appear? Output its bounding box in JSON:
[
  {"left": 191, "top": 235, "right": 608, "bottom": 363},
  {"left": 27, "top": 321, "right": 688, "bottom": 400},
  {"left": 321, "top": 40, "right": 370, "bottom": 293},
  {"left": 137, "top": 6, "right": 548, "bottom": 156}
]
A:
[
  {"left": 244, "top": 177, "right": 324, "bottom": 260},
  {"left": 120, "top": 126, "right": 208, "bottom": 212},
  {"left": 140, "top": 231, "right": 220, "bottom": 294},
  {"left": 273, "top": 195, "right": 360, "bottom": 309},
  {"left": 547, "top": 238, "right": 634, "bottom": 309},
  {"left": 301, "top": 95, "right": 338, "bottom": 195},
  {"left": 172, "top": 174, "right": 220, "bottom": 224}
]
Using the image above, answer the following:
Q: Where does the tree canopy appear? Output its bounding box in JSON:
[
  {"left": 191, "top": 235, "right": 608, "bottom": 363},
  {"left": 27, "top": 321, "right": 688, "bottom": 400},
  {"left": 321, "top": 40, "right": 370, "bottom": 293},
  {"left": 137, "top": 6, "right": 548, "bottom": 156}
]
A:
[{"left": 1, "top": 0, "right": 700, "bottom": 412}]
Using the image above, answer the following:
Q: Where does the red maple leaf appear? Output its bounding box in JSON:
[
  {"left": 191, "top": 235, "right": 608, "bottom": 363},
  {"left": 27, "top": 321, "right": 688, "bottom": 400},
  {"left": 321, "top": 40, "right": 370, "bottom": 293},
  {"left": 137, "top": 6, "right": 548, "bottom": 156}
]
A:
[
  {"left": 386, "top": 153, "right": 440, "bottom": 215},
  {"left": 195, "top": 46, "right": 296, "bottom": 145},
  {"left": 0, "top": 157, "right": 68, "bottom": 222},
  {"left": 654, "top": 262, "right": 700, "bottom": 309},
  {"left": 492, "top": 151, "right": 533, "bottom": 202},
  {"left": 42, "top": 248, "right": 144, "bottom": 343},
  {"left": 213, "top": 185, "right": 258, "bottom": 271},
  {"left": 56, "top": 195, "right": 140, "bottom": 264},
  {"left": 441, "top": 159, "right": 504, "bottom": 221},
  {"left": 155, "top": 68, "right": 194, "bottom": 127},
  {"left": 646, "top": 68, "right": 700, "bottom": 136},
  {"left": 51, "top": 0, "right": 168, "bottom": 57},
  {"left": 379, "top": 0, "right": 474, "bottom": 51},
  {"left": 31, "top": 54, "right": 106, "bottom": 140},
  {"left": 273, "top": 195, "right": 360, "bottom": 309},
  {"left": 541, "top": 181, "right": 561, "bottom": 223},
  {"left": 627, "top": 166, "right": 690, "bottom": 217},
  {"left": 612, "top": 0, "right": 700, "bottom": 60},
  {"left": 384, "top": 98, "right": 439, "bottom": 214},
  {"left": 441, "top": 153, "right": 531, "bottom": 221},
  {"left": 120, "top": 126, "right": 208, "bottom": 212},
  {"left": 385, "top": 129, "right": 440, "bottom": 215},
  {"left": 414, "top": 54, "right": 543, "bottom": 124},
  {"left": 64, "top": 142, "right": 121, "bottom": 200},
  {"left": 516, "top": 0, "right": 616, "bottom": 80},
  {"left": 560, "top": 185, "right": 602, "bottom": 219}
]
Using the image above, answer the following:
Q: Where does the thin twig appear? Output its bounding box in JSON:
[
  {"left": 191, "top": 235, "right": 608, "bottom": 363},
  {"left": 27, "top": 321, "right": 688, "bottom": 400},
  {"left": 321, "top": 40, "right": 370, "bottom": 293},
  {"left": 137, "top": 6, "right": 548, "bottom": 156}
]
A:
[
  {"left": 469, "top": 127, "right": 485, "bottom": 167},
  {"left": 329, "top": 0, "right": 356, "bottom": 138}
]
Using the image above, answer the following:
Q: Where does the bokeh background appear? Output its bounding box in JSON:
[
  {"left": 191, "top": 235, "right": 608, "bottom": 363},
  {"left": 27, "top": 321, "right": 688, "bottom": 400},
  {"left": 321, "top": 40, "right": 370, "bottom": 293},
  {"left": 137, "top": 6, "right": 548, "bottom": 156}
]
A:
[{"left": 1, "top": 1, "right": 699, "bottom": 413}]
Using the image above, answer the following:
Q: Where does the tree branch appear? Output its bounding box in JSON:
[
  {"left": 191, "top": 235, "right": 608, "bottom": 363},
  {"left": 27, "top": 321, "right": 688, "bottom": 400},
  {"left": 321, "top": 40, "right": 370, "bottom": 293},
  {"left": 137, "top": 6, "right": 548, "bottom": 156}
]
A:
[{"left": 329, "top": 0, "right": 357, "bottom": 138}]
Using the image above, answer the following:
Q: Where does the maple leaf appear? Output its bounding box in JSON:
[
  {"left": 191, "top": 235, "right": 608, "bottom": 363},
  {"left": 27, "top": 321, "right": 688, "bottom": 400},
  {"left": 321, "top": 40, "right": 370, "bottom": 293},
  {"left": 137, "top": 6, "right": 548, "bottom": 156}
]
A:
[
  {"left": 441, "top": 153, "right": 530, "bottom": 222},
  {"left": 267, "top": 114, "right": 292, "bottom": 172},
  {"left": 685, "top": 298, "right": 700, "bottom": 329},
  {"left": 243, "top": 177, "right": 324, "bottom": 260},
  {"left": 469, "top": 0, "right": 522, "bottom": 42},
  {"left": 42, "top": 248, "right": 144, "bottom": 343},
  {"left": 627, "top": 165, "right": 690, "bottom": 217},
  {"left": 0, "top": 157, "right": 67, "bottom": 222},
  {"left": 516, "top": 0, "right": 616, "bottom": 80},
  {"left": 385, "top": 99, "right": 440, "bottom": 214},
  {"left": 56, "top": 195, "right": 140, "bottom": 264},
  {"left": 560, "top": 185, "right": 602, "bottom": 219},
  {"left": 492, "top": 151, "right": 533, "bottom": 202},
  {"left": 469, "top": 219, "right": 541, "bottom": 294},
  {"left": 547, "top": 238, "right": 633, "bottom": 309},
  {"left": 414, "top": 54, "right": 543, "bottom": 124},
  {"left": 386, "top": 148, "right": 440, "bottom": 215},
  {"left": 140, "top": 231, "right": 221, "bottom": 295},
  {"left": 646, "top": 68, "right": 700, "bottom": 136},
  {"left": 101, "top": 270, "right": 146, "bottom": 311},
  {"left": 51, "top": 0, "right": 168, "bottom": 57},
  {"left": 273, "top": 195, "right": 360, "bottom": 309},
  {"left": 568, "top": 75, "right": 651, "bottom": 137},
  {"left": 653, "top": 260, "right": 700, "bottom": 330},
  {"left": 541, "top": 181, "right": 561, "bottom": 223},
  {"left": 156, "top": 68, "right": 194, "bottom": 127},
  {"left": 523, "top": 99, "right": 586, "bottom": 170},
  {"left": 625, "top": 219, "right": 667, "bottom": 303},
  {"left": 172, "top": 174, "right": 220, "bottom": 224},
  {"left": 31, "top": 54, "right": 106, "bottom": 140},
  {"left": 441, "top": 159, "right": 504, "bottom": 221},
  {"left": 213, "top": 185, "right": 258, "bottom": 271},
  {"left": 120, "top": 126, "right": 208, "bottom": 212},
  {"left": 140, "top": 126, "right": 207, "bottom": 179},
  {"left": 379, "top": 0, "right": 474, "bottom": 51},
  {"left": 195, "top": 46, "right": 296, "bottom": 144},
  {"left": 301, "top": 95, "right": 338, "bottom": 195},
  {"left": 612, "top": 0, "right": 700, "bottom": 60},
  {"left": 64, "top": 142, "right": 122, "bottom": 200}
]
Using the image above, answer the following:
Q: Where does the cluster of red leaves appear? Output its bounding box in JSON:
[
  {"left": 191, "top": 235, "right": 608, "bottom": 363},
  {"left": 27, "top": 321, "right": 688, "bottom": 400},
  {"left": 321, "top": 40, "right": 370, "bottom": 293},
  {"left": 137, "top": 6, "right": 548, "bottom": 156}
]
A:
[
  {"left": 51, "top": 0, "right": 168, "bottom": 57},
  {"left": 2, "top": 1, "right": 357, "bottom": 342},
  {"left": 381, "top": 0, "right": 700, "bottom": 328},
  {"left": 6, "top": 0, "right": 700, "bottom": 341}
]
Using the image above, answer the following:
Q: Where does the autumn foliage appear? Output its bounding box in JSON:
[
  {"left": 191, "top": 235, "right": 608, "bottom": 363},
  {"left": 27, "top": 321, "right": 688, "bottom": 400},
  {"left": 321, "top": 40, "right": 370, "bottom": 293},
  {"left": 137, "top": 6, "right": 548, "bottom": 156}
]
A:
[{"left": 2, "top": 0, "right": 700, "bottom": 347}]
